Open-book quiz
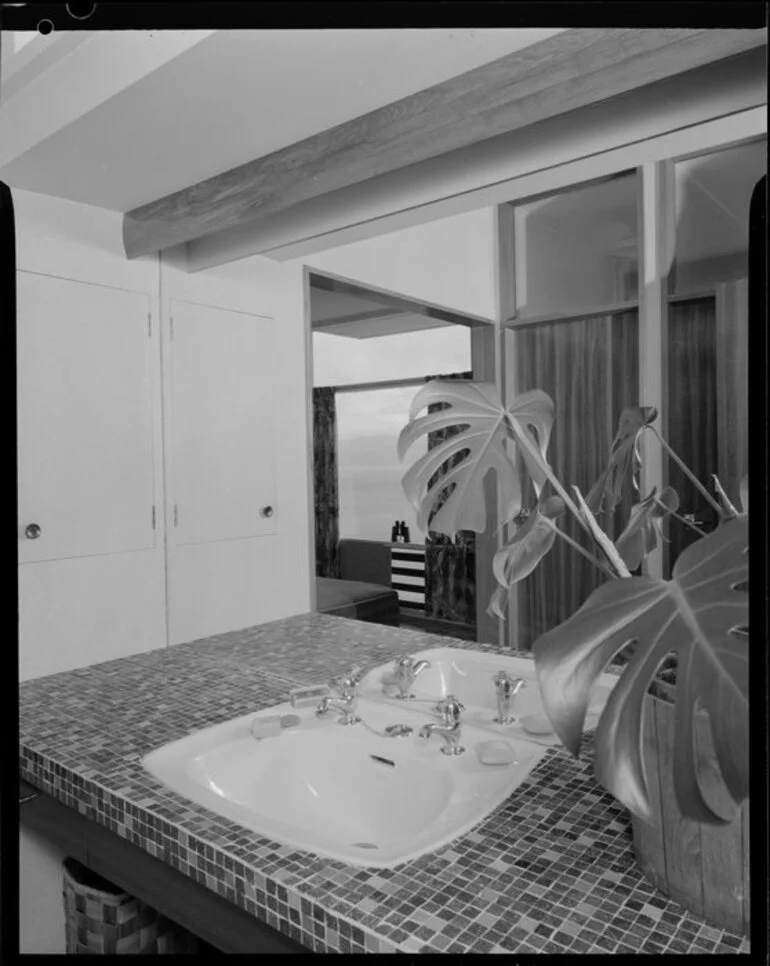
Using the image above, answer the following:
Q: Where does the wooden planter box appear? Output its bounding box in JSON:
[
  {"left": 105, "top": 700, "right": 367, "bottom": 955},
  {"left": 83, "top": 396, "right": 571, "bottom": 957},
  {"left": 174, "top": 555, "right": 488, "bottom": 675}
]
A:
[{"left": 632, "top": 691, "right": 750, "bottom": 937}]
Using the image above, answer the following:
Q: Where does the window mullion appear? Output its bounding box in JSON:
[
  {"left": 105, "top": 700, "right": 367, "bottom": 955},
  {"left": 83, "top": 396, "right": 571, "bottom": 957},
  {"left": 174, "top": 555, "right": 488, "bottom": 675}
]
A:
[{"left": 638, "top": 160, "right": 675, "bottom": 578}]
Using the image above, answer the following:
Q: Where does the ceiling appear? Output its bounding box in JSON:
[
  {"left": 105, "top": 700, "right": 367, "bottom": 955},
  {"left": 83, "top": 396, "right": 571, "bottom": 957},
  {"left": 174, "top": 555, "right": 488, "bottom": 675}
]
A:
[
  {"left": 310, "top": 284, "right": 449, "bottom": 339},
  {"left": 0, "top": 27, "right": 562, "bottom": 211}
]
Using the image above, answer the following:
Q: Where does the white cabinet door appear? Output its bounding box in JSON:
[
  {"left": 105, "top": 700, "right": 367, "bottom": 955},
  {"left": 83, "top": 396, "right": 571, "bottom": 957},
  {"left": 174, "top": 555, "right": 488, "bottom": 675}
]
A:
[
  {"left": 17, "top": 272, "right": 155, "bottom": 563},
  {"left": 168, "top": 299, "right": 277, "bottom": 547}
]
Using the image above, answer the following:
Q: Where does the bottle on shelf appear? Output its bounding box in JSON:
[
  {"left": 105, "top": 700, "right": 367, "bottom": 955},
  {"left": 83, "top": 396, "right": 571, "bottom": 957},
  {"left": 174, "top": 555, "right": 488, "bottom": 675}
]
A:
[{"left": 391, "top": 520, "right": 400, "bottom": 543}]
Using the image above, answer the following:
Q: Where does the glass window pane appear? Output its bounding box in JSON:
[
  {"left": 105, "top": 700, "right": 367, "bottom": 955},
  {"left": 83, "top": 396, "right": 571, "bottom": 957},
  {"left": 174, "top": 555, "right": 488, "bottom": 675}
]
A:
[
  {"left": 337, "top": 387, "right": 426, "bottom": 542},
  {"left": 671, "top": 139, "right": 766, "bottom": 296},
  {"left": 313, "top": 324, "right": 471, "bottom": 387},
  {"left": 514, "top": 172, "right": 638, "bottom": 320},
  {"left": 666, "top": 138, "right": 763, "bottom": 572}
]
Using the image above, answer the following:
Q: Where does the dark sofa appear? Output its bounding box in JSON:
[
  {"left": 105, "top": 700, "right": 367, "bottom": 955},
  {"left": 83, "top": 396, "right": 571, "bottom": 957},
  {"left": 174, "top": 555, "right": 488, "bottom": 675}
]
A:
[{"left": 315, "top": 538, "right": 400, "bottom": 626}]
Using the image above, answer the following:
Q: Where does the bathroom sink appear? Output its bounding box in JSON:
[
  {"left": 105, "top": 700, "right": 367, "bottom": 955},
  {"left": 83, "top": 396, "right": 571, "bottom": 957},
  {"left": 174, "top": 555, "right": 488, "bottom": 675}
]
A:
[
  {"left": 358, "top": 647, "right": 617, "bottom": 744},
  {"left": 142, "top": 698, "right": 548, "bottom": 868}
]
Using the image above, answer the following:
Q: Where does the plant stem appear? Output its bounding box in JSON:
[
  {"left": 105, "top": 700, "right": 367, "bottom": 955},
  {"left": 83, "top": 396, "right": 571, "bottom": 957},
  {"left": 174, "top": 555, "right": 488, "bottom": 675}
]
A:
[
  {"left": 572, "top": 486, "right": 633, "bottom": 578},
  {"left": 507, "top": 420, "right": 595, "bottom": 541},
  {"left": 711, "top": 474, "right": 741, "bottom": 518},
  {"left": 650, "top": 427, "right": 723, "bottom": 516},
  {"left": 666, "top": 507, "right": 708, "bottom": 538},
  {"left": 544, "top": 519, "right": 617, "bottom": 580}
]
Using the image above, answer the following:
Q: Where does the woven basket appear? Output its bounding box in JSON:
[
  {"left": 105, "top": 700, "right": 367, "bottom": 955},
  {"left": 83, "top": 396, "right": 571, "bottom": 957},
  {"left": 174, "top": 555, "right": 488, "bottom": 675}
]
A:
[{"left": 62, "top": 857, "right": 200, "bottom": 954}]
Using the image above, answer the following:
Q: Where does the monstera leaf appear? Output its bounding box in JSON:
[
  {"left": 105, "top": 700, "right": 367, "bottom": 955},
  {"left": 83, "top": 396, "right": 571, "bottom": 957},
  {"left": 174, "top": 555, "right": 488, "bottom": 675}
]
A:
[
  {"left": 487, "top": 496, "right": 565, "bottom": 618},
  {"left": 586, "top": 406, "right": 658, "bottom": 515},
  {"left": 615, "top": 486, "right": 679, "bottom": 571},
  {"left": 533, "top": 517, "right": 748, "bottom": 825},
  {"left": 398, "top": 381, "right": 554, "bottom": 536}
]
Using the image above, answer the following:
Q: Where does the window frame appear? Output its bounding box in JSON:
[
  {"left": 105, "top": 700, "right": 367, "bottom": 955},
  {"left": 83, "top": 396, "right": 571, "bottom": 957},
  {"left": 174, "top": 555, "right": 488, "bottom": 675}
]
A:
[{"left": 500, "top": 114, "right": 765, "bottom": 636}]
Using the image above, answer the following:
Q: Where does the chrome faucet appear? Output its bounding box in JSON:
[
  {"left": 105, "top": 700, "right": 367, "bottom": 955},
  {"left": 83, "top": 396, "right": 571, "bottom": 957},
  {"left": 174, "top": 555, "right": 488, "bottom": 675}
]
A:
[
  {"left": 316, "top": 667, "right": 362, "bottom": 726},
  {"left": 419, "top": 694, "right": 465, "bottom": 756},
  {"left": 494, "top": 671, "right": 526, "bottom": 724},
  {"left": 391, "top": 653, "right": 431, "bottom": 699}
]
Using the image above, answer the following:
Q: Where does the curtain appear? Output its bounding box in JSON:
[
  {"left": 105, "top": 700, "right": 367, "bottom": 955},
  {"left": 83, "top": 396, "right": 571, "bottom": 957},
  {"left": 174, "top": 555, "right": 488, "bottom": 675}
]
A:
[
  {"left": 313, "top": 387, "right": 340, "bottom": 578},
  {"left": 666, "top": 297, "right": 718, "bottom": 569},
  {"left": 715, "top": 279, "right": 749, "bottom": 509},
  {"left": 424, "top": 371, "right": 476, "bottom": 625},
  {"left": 665, "top": 283, "right": 748, "bottom": 570},
  {"left": 511, "top": 311, "right": 639, "bottom": 650}
]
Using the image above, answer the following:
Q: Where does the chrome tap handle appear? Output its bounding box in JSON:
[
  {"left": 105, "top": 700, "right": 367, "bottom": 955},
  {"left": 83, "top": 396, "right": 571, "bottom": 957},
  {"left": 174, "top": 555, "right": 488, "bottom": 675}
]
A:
[
  {"left": 419, "top": 698, "right": 465, "bottom": 757},
  {"left": 316, "top": 694, "right": 361, "bottom": 727},
  {"left": 493, "top": 672, "right": 526, "bottom": 724},
  {"left": 392, "top": 653, "right": 431, "bottom": 699},
  {"left": 394, "top": 652, "right": 414, "bottom": 679},
  {"left": 347, "top": 664, "right": 364, "bottom": 685},
  {"left": 436, "top": 694, "right": 464, "bottom": 726},
  {"left": 335, "top": 666, "right": 363, "bottom": 701}
]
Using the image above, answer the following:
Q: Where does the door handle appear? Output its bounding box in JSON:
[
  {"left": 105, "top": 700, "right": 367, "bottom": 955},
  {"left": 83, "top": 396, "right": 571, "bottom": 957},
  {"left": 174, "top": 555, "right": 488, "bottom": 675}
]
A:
[{"left": 24, "top": 523, "right": 42, "bottom": 540}]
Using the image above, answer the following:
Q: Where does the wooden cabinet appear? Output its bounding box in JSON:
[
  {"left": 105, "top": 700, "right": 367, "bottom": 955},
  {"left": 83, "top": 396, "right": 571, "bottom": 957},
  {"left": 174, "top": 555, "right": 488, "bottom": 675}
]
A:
[
  {"left": 17, "top": 272, "right": 166, "bottom": 679},
  {"left": 167, "top": 299, "right": 277, "bottom": 548},
  {"left": 17, "top": 273, "right": 156, "bottom": 563},
  {"left": 161, "top": 256, "right": 312, "bottom": 646},
  {"left": 17, "top": 254, "right": 312, "bottom": 669}
]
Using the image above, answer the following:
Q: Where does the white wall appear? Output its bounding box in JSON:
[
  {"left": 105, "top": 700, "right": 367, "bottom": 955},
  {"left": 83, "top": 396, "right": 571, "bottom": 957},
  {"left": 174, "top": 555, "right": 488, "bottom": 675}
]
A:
[{"left": 300, "top": 208, "right": 498, "bottom": 321}]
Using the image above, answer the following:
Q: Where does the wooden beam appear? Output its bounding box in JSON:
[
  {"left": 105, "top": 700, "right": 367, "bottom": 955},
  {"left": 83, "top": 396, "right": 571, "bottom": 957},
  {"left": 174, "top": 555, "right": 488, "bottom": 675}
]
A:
[
  {"left": 123, "top": 28, "right": 766, "bottom": 259},
  {"left": 186, "top": 52, "right": 767, "bottom": 272}
]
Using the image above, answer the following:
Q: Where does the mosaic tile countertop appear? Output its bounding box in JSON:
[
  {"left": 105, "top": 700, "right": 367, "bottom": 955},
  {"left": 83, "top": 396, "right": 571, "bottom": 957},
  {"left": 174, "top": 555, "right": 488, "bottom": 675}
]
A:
[{"left": 20, "top": 613, "right": 751, "bottom": 955}]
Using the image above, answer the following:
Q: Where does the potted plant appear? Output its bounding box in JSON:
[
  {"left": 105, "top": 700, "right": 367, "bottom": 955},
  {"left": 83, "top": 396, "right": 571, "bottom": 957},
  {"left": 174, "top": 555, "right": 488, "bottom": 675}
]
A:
[{"left": 399, "top": 380, "right": 749, "bottom": 933}]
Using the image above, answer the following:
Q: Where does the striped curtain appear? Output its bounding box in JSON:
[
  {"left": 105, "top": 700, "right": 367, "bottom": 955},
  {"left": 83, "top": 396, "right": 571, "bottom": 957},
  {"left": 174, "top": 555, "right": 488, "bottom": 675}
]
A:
[
  {"left": 666, "top": 297, "right": 718, "bottom": 568},
  {"left": 424, "top": 371, "right": 476, "bottom": 626},
  {"left": 510, "top": 311, "right": 639, "bottom": 650},
  {"left": 313, "top": 387, "right": 340, "bottom": 578},
  {"left": 665, "top": 283, "right": 748, "bottom": 569},
  {"left": 715, "top": 279, "right": 749, "bottom": 509}
]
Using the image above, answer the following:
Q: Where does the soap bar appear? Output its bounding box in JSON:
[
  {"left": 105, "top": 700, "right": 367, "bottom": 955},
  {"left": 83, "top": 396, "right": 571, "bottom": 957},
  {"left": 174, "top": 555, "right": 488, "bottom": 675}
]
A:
[
  {"left": 521, "top": 713, "right": 554, "bottom": 736},
  {"left": 289, "top": 686, "right": 330, "bottom": 709},
  {"left": 249, "top": 716, "right": 283, "bottom": 739},
  {"left": 476, "top": 739, "right": 517, "bottom": 766}
]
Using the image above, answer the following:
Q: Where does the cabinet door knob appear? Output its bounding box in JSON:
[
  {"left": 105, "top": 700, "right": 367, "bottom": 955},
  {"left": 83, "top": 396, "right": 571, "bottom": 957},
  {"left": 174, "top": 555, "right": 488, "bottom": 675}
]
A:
[
  {"left": 24, "top": 523, "right": 42, "bottom": 540},
  {"left": 260, "top": 506, "right": 274, "bottom": 518}
]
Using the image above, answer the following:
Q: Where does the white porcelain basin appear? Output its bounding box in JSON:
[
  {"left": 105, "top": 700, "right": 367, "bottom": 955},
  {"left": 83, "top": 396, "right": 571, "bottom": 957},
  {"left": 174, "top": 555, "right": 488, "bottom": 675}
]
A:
[
  {"left": 143, "top": 698, "right": 549, "bottom": 868},
  {"left": 359, "top": 647, "right": 617, "bottom": 744}
]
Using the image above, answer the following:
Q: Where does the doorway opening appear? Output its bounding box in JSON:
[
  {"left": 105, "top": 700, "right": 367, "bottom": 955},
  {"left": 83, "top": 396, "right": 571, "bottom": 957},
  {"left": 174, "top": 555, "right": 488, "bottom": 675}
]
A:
[{"left": 309, "top": 271, "right": 486, "bottom": 642}]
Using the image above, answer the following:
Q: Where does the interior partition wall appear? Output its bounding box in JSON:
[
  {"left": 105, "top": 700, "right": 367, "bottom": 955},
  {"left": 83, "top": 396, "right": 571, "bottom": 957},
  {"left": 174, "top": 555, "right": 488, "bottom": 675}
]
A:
[{"left": 500, "top": 128, "right": 764, "bottom": 652}]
